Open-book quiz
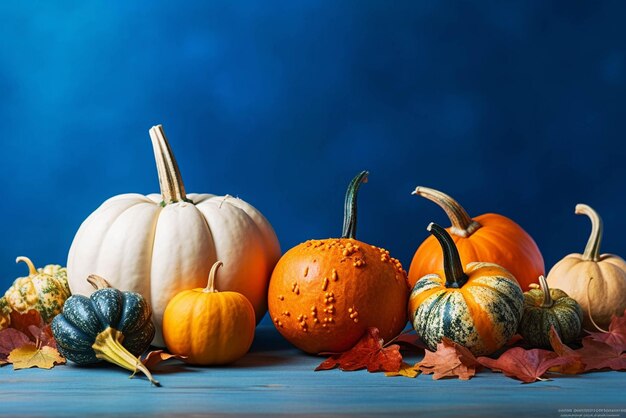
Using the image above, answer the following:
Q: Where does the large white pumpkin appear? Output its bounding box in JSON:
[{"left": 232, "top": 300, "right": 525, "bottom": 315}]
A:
[{"left": 67, "top": 125, "right": 281, "bottom": 346}]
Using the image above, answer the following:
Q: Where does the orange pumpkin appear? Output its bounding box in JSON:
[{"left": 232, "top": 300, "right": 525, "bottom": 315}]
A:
[
  {"left": 408, "top": 187, "right": 544, "bottom": 291},
  {"left": 267, "top": 171, "right": 410, "bottom": 354},
  {"left": 162, "top": 261, "right": 256, "bottom": 365}
]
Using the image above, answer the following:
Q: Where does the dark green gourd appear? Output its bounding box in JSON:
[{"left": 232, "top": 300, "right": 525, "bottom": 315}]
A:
[
  {"left": 518, "top": 275, "right": 583, "bottom": 348},
  {"left": 52, "top": 275, "right": 159, "bottom": 385}
]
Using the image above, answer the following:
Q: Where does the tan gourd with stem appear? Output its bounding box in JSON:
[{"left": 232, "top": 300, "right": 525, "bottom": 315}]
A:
[{"left": 547, "top": 204, "right": 626, "bottom": 330}]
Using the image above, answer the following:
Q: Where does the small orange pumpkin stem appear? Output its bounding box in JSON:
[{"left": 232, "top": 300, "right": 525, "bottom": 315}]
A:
[
  {"left": 87, "top": 275, "right": 113, "bottom": 290},
  {"left": 204, "top": 261, "right": 224, "bottom": 293},
  {"left": 149, "top": 124, "right": 191, "bottom": 206},
  {"left": 412, "top": 187, "right": 481, "bottom": 238},
  {"left": 575, "top": 204, "right": 603, "bottom": 262},
  {"left": 427, "top": 223, "right": 468, "bottom": 288},
  {"left": 16, "top": 256, "right": 38, "bottom": 275},
  {"left": 341, "top": 171, "right": 369, "bottom": 239},
  {"left": 537, "top": 275, "right": 553, "bottom": 308}
]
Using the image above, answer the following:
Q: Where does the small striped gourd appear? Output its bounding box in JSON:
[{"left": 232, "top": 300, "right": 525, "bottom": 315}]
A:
[
  {"left": 518, "top": 275, "right": 582, "bottom": 348},
  {"left": 408, "top": 223, "right": 524, "bottom": 356}
]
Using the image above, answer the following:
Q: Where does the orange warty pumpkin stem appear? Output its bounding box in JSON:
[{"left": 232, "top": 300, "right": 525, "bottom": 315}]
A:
[
  {"left": 427, "top": 223, "right": 468, "bottom": 288},
  {"left": 15, "top": 256, "right": 38, "bottom": 276},
  {"left": 204, "top": 261, "right": 224, "bottom": 293},
  {"left": 341, "top": 171, "right": 369, "bottom": 239},
  {"left": 537, "top": 275, "right": 553, "bottom": 308},
  {"left": 149, "top": 124, "right": 191, "bottom": 206},
  {"left": 575, "top": 204, "right": 603, "bottom": 262},
  {"left": 413, "top": 187, "right": 481, "bottom": 238},
  {"left": 87, "top": 274, "right": 113, "bottom": 290}
]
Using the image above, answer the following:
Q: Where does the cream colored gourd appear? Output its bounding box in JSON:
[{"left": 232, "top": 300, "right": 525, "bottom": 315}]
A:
[
  {"left": 67, "top": 125, "right": 281, "bottom": 346},
  {"left": 546, "top": 204, "right": 626, "bottom": 330}
]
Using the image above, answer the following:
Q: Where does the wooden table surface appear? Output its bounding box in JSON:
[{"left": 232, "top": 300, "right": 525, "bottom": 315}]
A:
[{"left": 0, "top": 319, "right": 624, "bottom": 417}]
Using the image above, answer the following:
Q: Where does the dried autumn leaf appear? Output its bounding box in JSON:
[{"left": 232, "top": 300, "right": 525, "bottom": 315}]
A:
[
  {"left": 576, "top": 338, "right": 626, "bottom": 372},
  {"left": 8, "top": 344, "right": 65, "bottom": 370},
  {"left": 548, "top": 326, "right": 585, "bottom": 374},
  {"left": 585, "top": 309, "right": 626, "bottom": 353},
  {"left": 9, "top": 310, "right": 43, "bottom": 335},
  {"left": 315, "top": 328, "right": 402, "bottom": 373},
  {"left": 506, "top": 334, "right": 524, "bottom": 346},
  {"left": 393, "top": 332, "right": 428, "bottom": 353},
  {"left": 385, "top": 362, "right": 420, "bottom": 378},
  {"left": 478, "top": 347, "right": 571, "bottom": 383},
  {"left": 141, "top": 350, "right": 187, "bottom": 370},
  {"left": 0, "top": 328, "right": 31, "bottom": 362},
  {"left": 418, "top": 337, "right": 479, "bottom": 380},
  {"left": 27, "top": 324, "right": 56, "bottom": 349}
]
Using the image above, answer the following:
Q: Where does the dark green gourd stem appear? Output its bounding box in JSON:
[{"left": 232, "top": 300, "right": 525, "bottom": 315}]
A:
[
  {"left": 538, "top": 275, "right": 553, "bottom": 308},
  {"left": 427, "top": 223, "right": 468, "bottom": 288},
  {"left": 341, "top": 171, "right": 369, "bottom": 239},
  {"left": 575, "top": 204, "right": 603, "bottom": 262}
]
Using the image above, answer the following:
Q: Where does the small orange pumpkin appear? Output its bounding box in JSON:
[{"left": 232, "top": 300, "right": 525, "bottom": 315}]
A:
[
  {"left": 268, "top": 171, "right": 410, "bottom": 354},
  {"left": 408, "top": 187, "right": 544, "bottom": 291},
  {"left": 162, "top": 261, "right": 255, "bottom": 365}
]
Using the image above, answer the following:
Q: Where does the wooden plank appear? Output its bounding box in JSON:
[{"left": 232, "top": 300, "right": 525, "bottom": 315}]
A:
[{"left": 0, "top": 325, "right": 624, "bottom": 417}]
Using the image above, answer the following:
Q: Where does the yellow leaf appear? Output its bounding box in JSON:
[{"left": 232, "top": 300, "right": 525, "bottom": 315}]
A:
[
  {"left": 385, "top": 362, "right": 420, "bottom": 378},
  {"left": 8, "top": 344, "right": 65, "bottom": 370}
]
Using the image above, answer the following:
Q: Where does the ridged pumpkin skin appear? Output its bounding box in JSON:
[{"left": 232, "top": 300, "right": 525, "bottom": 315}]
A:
[
  {"left": 519, "top": 276, "right": 582, "bottom": 348},
  {"left": 408, "top": 224, "right": 524, "bottom": 356},
  {"left": 268, "top": 238, "right": 409, "bottom": 354},
  {"left": 409, "top": 187, "right": 544, "bottom": 291},
  {"left": 67, "top": 125, "right": 280, "bottom": 346},
  {"left": 268, "top": 171, "right": 410, "bottom": 354},
  {"left": 163, "top": 262, "right": 256, "bottom": 365},
  {"left": 4, "top": 257, "right": 71, "bottom": 323},
  {"left": 547, "top": 204, "right": 626, "bottom": 329},
  {"left": 51, "top": 276, "right": 155, "bottom": 364},
  {"left": 0, "top": 297, "right": 11, "bottom": 331}
]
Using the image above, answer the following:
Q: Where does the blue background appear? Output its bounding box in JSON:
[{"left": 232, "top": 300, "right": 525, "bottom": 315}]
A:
[{"left": 1, "top": 1, "right": 625, "bottom": 291}]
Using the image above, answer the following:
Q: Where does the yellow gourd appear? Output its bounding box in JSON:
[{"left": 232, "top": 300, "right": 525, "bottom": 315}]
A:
[
  {"left": 162, "top": 261, "right": 256, "bottom": 365},
  {"left": 4, "top": 257, "right": 71, "bottom": 323}
]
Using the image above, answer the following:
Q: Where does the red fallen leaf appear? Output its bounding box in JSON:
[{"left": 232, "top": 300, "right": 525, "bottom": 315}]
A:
[
  {"left": 141, "top": 350, "right": 187, "bottom": 370},
  {"left": 0, "top": 328, "right": 31, "bottom": 362},
  {"left": 506, "top": 334, "right": 524, "bottom": 346},
  {"left": 28, "top": 325, "right": 57, "bottom": 349},
  {"left": 576, "top": 338, "right": 626, "bottom": 372},
  {"left": 418, "top": 337, "right": 480, "bottom": 380},
  {"left": 478, "top": 347, "right": 571, "bottom": 383},
  {"left": 9, "top": 310, "right": 44, "bottom": 335},
  {"left": 585, "top": 309, "right": 626, "bottom": 353},
  {"left": 315, "top": 328, "right": 402, "bottom": 373},
  {"left": 392, "top": 331, "right": 428, "bottom": 353},
  {"left": 548, "top": 326, "right": 585, "bottom": 374}
]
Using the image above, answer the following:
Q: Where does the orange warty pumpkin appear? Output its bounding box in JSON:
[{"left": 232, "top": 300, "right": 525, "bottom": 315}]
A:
[
  {"left": 408, "top": 187, "right": 544, "bottom": 291},
  {"left": 267, "top": 171, "right": 410, "bottom": 354}
]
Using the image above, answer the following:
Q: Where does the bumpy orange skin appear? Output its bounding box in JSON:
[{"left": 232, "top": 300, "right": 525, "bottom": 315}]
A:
[
  {"left": 268, "top": 238, "right": 410, "bottom": 354},
  {"left": 409, "top": 214, "right": 544, "bottom": 292},
  {"left": 162, "top": 289, "right": 256, "bottom": 365}
]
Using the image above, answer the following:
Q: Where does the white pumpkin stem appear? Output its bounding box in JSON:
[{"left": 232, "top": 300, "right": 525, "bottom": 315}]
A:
[
  {"left": 537, "top": 275, "right": 553, "bottom": 308},
  {"left": 149, "top": 125, "right": 190, "bottom": 205},
  {"left": 585, "top": 276, "right": 609, "bottom": 333},
  {"left": 204, "top": 261, "right": 224, "bottom": 293},
  {"left": 412, "top": 187, "right": 481, "bottom": 238},
  {"left": 575, "top": 204, "right": 603, "bottom": 262},
  {"left": 15, "top": 256, "right": 37, "bottom": 275},
  {"left": 87, "top": 274, "right": 113, "bottom": 290}
]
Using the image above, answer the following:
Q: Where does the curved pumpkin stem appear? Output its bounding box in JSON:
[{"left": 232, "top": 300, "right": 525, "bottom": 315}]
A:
[
  {"left": 149, "top": 124, "right": 191, "bottom": 206},
  {"left": 87, "top": 275, "right": 113, "bottom": 290},
  {"left": 16, "top": 256, "right": 38, "bottom": 276},
  {"left": 537, "top": 276, "right": 553, "bottom": 308},
  {"left": 204, "top": 261, "right": 224, "bottom": 293},
  {"left": 427, "top": 223, "right": 468, "bottom": 288},
  {"left": 575, "top": 204, "right": 603, "bottom": 262},
  {"left": 93, "top": 327, "right": 160, "bottom": 386},
  {"left": 585, "top": 276, "right": 608, "bottom": 333},
  {"left": 341, "top": 171, "right": 369, "bottom": 239},
  {"left": 412, "top": 187, "right": 481, "bottom": 238}
]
